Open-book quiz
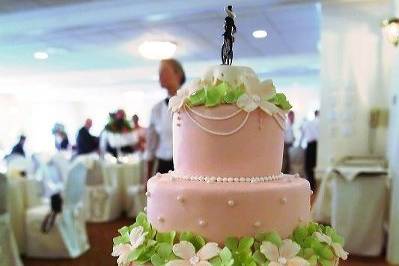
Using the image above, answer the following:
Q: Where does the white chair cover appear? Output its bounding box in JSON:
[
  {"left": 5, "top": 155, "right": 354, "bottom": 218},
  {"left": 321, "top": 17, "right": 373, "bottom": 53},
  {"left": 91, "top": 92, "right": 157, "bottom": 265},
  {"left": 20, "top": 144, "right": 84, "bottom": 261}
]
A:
[
  {"left": 0, "top": 174, "right": 23, "bottom": 266},
  {"left": 126, "top": 184, "right": 146, "bottom": 218},
  {"left": 34, "top": 162, "right": 64, "bottom": 199},
  {"left": 84, "top": 160, "right": 120, "bottom": 222},
  {"left": 6, "top": 155, "right": 33, "bottom": 178},
  {"left": 7, "top": 177, "right": 42, "bottom": 254},
  {"left": 50, "top": 153, "right": 70, "bottom": 182},
  {"left": 25, "top": 163, "right": 90, "bottom": 258},
  {"left": 126, "top": 158, "right": 146, "bottom": 217}
]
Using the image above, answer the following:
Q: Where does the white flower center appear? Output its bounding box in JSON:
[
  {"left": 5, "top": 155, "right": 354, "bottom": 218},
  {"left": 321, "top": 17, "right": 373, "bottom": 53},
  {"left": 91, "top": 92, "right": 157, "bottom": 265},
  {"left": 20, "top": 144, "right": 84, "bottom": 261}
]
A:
[
  {"left": 277, "top": 257, "right": 287, "bottom": 265},
  {"left": 252, "top": 95, "right": 261, "bottom": 105},
  {"left": 190, "top": 256, "right": 200, "bottom": 265}
]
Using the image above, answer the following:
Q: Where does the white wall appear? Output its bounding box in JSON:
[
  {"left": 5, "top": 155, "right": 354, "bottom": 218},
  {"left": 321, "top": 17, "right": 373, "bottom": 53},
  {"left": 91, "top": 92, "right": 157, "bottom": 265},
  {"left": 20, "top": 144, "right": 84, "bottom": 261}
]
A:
[{"left": 318, "top": 0, "right": 395, "bottom": 169}]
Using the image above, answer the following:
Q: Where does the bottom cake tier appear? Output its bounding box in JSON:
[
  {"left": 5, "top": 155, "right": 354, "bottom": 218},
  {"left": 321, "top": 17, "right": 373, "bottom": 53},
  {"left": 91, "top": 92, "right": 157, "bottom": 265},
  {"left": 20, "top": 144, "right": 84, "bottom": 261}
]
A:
[{"left": 146, "top": 172, "right": 312, "bottom": 244}]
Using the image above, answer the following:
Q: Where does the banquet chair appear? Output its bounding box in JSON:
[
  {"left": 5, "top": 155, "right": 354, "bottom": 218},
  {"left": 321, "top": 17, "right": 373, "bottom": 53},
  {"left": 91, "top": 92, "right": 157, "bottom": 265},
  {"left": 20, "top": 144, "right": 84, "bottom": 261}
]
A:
[
  {"left": 25, "top": 163, "right": 90, "bottom": 258},
  {"left": 126, "top": 159, "right": 146, "bottom": 217},
  {"left": 50, "top": 153, "right": 70, "bottom": 182},
  {"left": 0, "top": 173, "right": 24, "bottom": 266},
  {"left": 6, "top": 154, "right": 33, "bottom": 178},
  {"left": 35, "top": 162, "right": 64, "bottom": 199},
  {"left": 84, "top": 160, "right": 120, "bottom": 222}
]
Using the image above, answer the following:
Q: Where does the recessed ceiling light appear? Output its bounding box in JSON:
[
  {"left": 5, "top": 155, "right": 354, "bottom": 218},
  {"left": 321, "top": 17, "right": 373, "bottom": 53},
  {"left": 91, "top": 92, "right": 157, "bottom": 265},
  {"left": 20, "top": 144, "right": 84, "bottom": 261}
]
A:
[
  {"left": 138, "top": 41, "right": 177, "bottom": 60},
  {"left": 252, "top": 30, "right": 268, "bottom": 39},
  {"left": 33, "top": 51, "right": 48, "bottom": 60}
]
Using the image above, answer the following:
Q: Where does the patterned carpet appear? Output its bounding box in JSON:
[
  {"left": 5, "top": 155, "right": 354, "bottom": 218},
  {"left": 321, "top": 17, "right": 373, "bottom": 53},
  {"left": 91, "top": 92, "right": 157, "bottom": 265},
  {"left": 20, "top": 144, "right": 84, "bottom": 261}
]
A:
[{"left": 23, "top": 216, "right": 390, "bottom": 266}]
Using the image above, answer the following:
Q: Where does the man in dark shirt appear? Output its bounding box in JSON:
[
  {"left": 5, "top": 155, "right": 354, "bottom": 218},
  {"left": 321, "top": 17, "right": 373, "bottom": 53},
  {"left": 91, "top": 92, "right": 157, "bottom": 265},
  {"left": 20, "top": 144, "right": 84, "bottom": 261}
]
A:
[
  {"left": 76, "top": 119, "right": 98, "bottom": 155},
  {"left": 10, "top": 135, "right": 26, "bottom": 157}
]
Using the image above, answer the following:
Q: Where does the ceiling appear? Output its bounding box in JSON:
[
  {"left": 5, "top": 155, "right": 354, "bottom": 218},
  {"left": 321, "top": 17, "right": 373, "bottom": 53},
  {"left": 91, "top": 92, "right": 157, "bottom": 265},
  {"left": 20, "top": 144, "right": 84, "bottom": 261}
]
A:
[{"left": 0, "top": 0, "right": 321, "bottom": 98}]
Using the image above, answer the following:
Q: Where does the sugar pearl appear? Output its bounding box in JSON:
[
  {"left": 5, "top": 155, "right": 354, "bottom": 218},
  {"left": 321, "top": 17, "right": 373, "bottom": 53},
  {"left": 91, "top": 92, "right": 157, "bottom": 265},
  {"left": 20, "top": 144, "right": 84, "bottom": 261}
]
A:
[
  {"left": 177, "top": 195, "right": 184, "bottom": 203},
  {"left": 246, "top": 178, "right": 251, "bottom": 182},
  {"left": 217, "top": 177, "right": 222, "bottom": 182},
  {"left": 222, "top": 178, "right": 228, "bottom": 183},
  {"left": 210, "top": 177, "right": 216, "bottom": 183},
  {"left": 156, "top": 172, "right": 161, "bottom": 178},
  {"left": 227, "top": 178, "right": 233, "bottom": 183},
  {"left": 227, "top": 200, "right": 235, "bottom": 207},
  {"left": 310, "top": 190, "right": 314, "bottom": 195},
  {"left": 143, "top": 207, "right": 147, "bottom": 212},
  {"left": 234, "top": 177, "right": 239, "bottom": 182},
  {"left": 199, "top": 220, "right": 207, "bottom": 227},
  {"left": 240, "top": 177, "right": 245, "bottom": 182},
  {"left": 280, "top": 197, "right": 287, "bottom": 204},
  {"left": 145, "top": 192, "right": 151, "bottom": 198},
  {"left": 254, "top": 221, "right": 261, "bottom": 227}
]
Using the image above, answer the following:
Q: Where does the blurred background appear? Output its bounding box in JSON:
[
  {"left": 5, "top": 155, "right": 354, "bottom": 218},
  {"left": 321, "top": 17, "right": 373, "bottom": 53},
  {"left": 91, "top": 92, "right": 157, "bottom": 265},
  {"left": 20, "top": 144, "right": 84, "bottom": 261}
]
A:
[{"left": 0, "top": 0, "right": 399, "bottom": 265}]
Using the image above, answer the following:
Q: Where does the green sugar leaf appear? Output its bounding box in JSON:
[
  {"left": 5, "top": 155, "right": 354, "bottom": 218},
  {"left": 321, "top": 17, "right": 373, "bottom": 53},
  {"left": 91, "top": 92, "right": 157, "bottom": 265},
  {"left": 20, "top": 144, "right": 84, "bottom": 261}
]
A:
[
  {"left": 118, "top": 226, "right": 129, "bottom": 237},
  {"left": 156, "top": 231, "right": 176, "bottom": 245},
  {"left": 225, "top": 237, "right": 239, "bottom": 251},
  {"left": 252, "top": 250, "right": 266, "bottom": 265},
  {"left": 188, "top": 88, "right": 206, "bottom": 106},
  {"left": 157, "top": 243, "right": 173, "bottom": 258},
  {"left": 113, "top": 235, "right": 128, "bottom": 245},
  {"left": 151, "top": 254, "right": 165, "bottom": 266},
  {"left": 205, "top": 83, "right": 226, "bottom": 107},
  {"left": 269, "top": 93, "right": 292, "bottom": 110},
  {"left": 238, "top": 237, "right": 254, "bottom": 252},
  {"left": 263, "top": 232, "right": 282, "bottom": 247}
]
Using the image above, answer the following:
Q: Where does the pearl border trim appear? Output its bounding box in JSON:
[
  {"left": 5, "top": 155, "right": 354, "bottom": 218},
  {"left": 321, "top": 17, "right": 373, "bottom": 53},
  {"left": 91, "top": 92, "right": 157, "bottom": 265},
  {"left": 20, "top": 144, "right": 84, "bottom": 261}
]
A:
[{"left": 165, "top": 171, "right": 284, "bottom": 183}]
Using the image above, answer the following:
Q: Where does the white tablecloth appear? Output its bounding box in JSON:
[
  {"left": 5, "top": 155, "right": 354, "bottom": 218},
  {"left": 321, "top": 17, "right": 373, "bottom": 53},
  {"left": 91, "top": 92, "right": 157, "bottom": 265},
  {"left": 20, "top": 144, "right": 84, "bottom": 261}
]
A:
[
  {"left": 7, "top": 177, "right": 41, "bottom": 254},
  {"left": 312, "top": 167, "right": 388, "bottom": 256},
  {"left": 102, "top": 160, "right": 143, "bottom": 212}
]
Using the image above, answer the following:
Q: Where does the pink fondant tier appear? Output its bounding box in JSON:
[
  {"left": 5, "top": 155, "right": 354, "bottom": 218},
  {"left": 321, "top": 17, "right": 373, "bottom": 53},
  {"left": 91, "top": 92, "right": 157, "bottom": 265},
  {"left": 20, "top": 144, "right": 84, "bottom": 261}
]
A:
[
  {"left": 173, "top": 105, "right": 284, "bottom": 177},
  {"left": 146, "top": 174, "right": 311, "bottom": 244}
]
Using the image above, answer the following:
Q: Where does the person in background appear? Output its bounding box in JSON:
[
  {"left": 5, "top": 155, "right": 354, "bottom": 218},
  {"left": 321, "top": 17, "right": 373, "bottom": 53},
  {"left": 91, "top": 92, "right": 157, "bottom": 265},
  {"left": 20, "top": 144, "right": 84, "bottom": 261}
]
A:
[
  {"left": 76, "top": 119, "right": 98, "bottom": 155},
  {"left": 145, "top": 59, "right": 186, "bottom": 177},
  {"left": 282, "top": 111, "right": 295, "bottom": 174},
  {"left": 10, "top": 135, "right": 26, "bottom": 157},
  {"left": 302, "top": 110, "right": 320, "bottom": 191},
  {"left": 132, "top": 114, "right": 146, "bottom": 152},
  {"left": 52, "top": 123, "right": 69, "bottom": 151}
]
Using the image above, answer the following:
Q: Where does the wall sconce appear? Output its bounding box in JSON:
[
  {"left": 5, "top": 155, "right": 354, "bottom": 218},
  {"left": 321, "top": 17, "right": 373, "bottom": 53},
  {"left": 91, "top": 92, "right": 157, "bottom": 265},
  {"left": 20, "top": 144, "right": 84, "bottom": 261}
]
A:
[{"left": 382, "top": 18, "right": 399, "bottom": 46}]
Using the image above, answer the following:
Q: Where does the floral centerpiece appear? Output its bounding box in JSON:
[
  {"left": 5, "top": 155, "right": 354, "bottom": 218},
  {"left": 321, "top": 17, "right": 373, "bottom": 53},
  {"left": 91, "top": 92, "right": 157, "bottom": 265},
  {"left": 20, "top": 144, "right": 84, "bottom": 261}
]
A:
[
  {"left": 112, "top": 213, "right": 348, "bottom": 266},
  {"left": 105, "top": 109, "right": 137, "bottom": 149}
]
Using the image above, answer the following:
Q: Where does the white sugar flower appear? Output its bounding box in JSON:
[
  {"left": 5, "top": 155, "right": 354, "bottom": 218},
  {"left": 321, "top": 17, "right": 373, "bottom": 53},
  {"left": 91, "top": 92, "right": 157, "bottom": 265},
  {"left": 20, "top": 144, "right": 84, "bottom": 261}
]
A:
[
  {"left": 313, "top": 232, "right": 348, "bottom": 260},
  {"left": 260, "top": 239, "right": 309, "bottom": 266},
  {"left": 169, "top": 88, "right": 191, "bottom": 112},
  {"left": 169, "top": 80, "right": 202, "bottom": 112},
  {"left": 236, "top": 79, "right": 280, "bottom": 115},
  {"left": 112, "top": 226, "right": 148, "bottom": 266},
  {"left": 166, "top": 241, "right": 221, "bottom": 266}
]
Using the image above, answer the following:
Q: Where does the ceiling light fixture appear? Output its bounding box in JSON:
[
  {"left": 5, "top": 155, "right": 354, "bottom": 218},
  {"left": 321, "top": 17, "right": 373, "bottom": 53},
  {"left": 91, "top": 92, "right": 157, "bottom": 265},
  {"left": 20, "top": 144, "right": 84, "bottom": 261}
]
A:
[
  {"left": 382, "top": 18, "right": 399, "bottom": 46},
  {"left": 252, "top": 30, "right": 268, "bottom": 39},
  {"left": 138, "top": 41, "right": 177, "bottom": 60},
  {"left": 33, "top": 51, "right": 49, "bottom": 60}
]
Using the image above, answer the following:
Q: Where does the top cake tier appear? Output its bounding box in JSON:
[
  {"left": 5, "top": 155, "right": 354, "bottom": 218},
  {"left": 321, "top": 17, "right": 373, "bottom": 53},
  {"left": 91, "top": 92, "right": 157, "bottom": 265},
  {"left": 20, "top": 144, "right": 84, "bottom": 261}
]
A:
[{"left": 169, "top": 65, "right": 292, "bottom": 178}]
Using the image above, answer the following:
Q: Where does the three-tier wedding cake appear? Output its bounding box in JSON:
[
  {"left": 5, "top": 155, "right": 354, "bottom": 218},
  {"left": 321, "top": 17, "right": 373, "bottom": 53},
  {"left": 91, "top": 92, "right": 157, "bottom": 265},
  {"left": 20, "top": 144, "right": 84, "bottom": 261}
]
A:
[{"left": 112, "top": 65, "right": 348, "bottom": 266}]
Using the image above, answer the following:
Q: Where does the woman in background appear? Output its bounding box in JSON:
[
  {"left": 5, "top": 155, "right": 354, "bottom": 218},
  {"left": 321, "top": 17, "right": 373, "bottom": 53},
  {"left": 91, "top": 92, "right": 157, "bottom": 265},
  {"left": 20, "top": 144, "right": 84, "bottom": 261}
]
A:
[{"left": 145, "top": 59, "right": 186, "bottom": 178}]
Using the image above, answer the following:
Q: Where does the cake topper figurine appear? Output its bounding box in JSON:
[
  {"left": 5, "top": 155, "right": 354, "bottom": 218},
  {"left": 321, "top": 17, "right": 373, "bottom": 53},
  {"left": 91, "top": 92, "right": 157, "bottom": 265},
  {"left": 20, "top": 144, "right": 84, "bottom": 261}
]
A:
[{"left": 221, "top": 5, "right": 236, "bottom": 65}]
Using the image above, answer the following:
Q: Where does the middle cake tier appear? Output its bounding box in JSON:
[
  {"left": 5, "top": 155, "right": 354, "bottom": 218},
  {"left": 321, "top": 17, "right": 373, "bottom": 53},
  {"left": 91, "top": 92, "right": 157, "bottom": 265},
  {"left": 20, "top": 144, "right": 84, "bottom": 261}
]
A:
[{"left": 146, "top": 173, "right": 311, "bottom": 244}]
